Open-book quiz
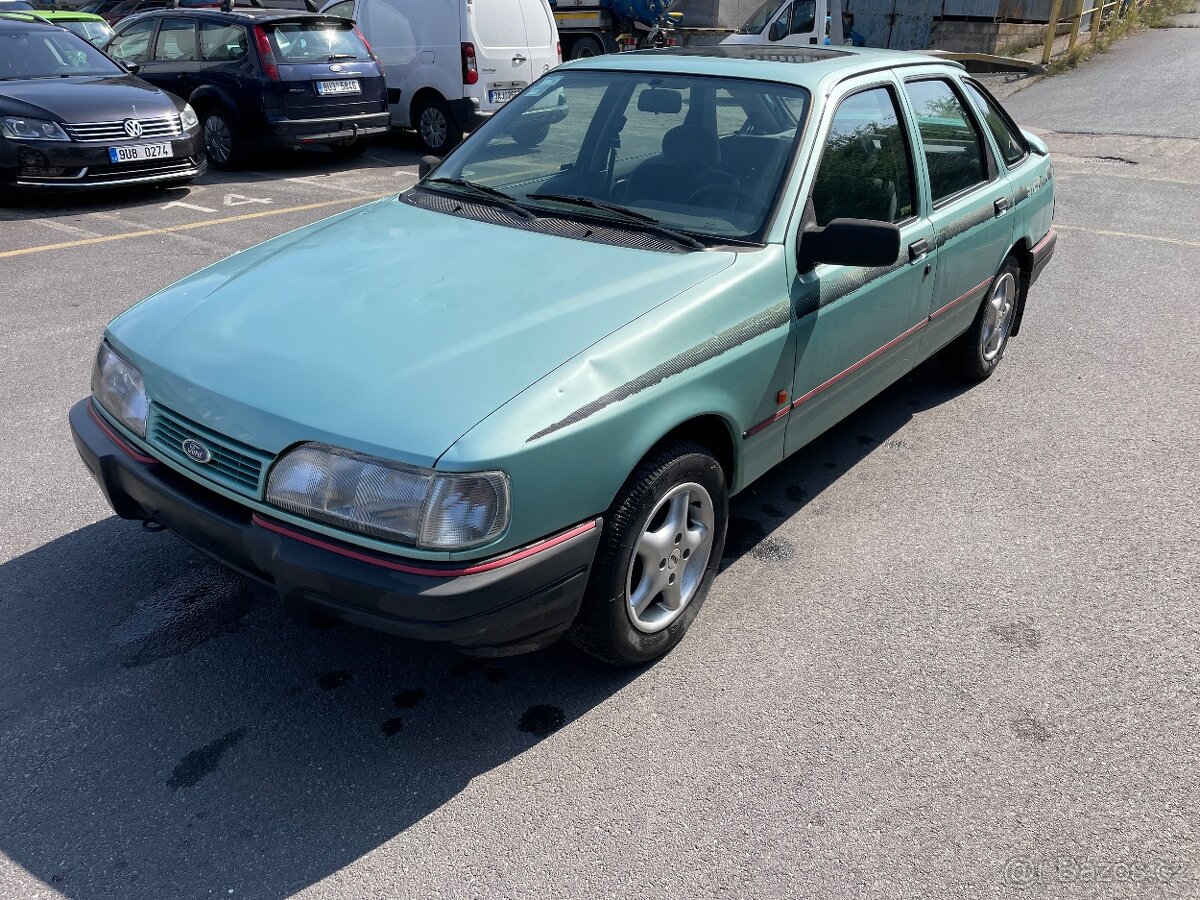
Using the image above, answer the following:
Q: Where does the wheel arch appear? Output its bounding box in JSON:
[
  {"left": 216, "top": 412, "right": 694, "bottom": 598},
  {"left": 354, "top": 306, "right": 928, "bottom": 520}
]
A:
[
  {"left": 408, "top": 86, "right": 448, "bottom": 127},
  {"left": 1007, "top": 236, "right": 1034, "bottom": 337},
  {"left": 188, "top": 87, "right": 244, "bottom": 127},
  {"left": 648, "top": 414, "right": 738, "bottom": 494}
]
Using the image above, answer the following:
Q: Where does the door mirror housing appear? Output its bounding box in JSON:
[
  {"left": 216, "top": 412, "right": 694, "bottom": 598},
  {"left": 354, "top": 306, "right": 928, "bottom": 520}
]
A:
[
  {"left": 768, "top": 18, "right": 788, "bottom": 41},
  {"left": 124, "top": 62, "right": 141, "bottom": 75},
  {"left": 419, "top": 155, "right": 442, "bottom": 178},
  {"left": 798, "top": 218, "right": 901, "bottom": 271}
]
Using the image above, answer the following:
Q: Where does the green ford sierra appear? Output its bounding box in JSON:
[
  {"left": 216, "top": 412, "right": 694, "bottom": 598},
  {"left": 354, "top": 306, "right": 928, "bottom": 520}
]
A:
[{"left": 71, "top": 45, "right": 1056, "bottom": 666}]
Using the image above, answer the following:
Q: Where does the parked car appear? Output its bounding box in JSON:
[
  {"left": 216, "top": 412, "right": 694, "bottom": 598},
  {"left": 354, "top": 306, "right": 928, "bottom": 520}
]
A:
[
  {"left": 85, "top": 0, "right": 317, "bottom": 26},
  {"left": 318, "top": 0, "right": 560, "bottom": 154},
  {"left": 0, "top": 9, "right": 115, "bottom": 44},
  {"left": 0, "top": 16, "right": 203, "bottom": 194},
  {"left": 104, "top": 8, "right": 388, "bottom": 166},
  {"left": 70, "top": 46, "right": 1055, "bottom": 665}
]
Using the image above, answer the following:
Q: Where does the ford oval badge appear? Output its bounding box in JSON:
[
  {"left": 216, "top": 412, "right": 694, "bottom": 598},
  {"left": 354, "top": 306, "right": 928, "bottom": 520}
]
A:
[
  {"left": 329, "top": 64, "right": 343, "bottom": 72},
  {"left": 182, "top": 438, "right": 213, "bottom": 464}
]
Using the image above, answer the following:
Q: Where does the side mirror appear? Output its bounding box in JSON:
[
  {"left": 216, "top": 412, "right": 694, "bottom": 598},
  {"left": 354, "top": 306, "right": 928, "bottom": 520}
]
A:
[
  {"left": 124, "top": 62, "right": 141, "bottom": 75},
  {"left": 768, "top": 19, "right": 787, "bottom": 41},
  {"left": 418, "top": 155, "right": 441, "bottom": 178},
  {"left": 798, "top": 218, "right": 901, "bottom": 271}
]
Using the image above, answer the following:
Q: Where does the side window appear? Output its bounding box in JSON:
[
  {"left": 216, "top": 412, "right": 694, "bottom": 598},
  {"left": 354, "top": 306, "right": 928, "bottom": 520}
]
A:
[
  {"left": 154, "top": 17, "right": 198, "bottom": 61},
  {"left": 810, "top": 86, "right": 917, "bottom": 227},
  {"left": 769, "top": 0, "right": 816, "bottom": 39},
  {"left": 200, "top": 22, "right": 248, "bottom": 61},
  {"left": 962, "top": 80, "right": 1027, "bottom": 167},
  {"left": 904, "top": 78, "right": 989, "bottom": 204},
  {"left": 323, "top": 0, "right": 355, "bottom": 16},
  {"left": 107, "top": 18, "right": 155, "bottom": 64}
]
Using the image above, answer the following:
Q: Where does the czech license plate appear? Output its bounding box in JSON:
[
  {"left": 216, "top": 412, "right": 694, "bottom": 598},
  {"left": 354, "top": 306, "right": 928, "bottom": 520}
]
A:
[
  {"left": 108, "top": 143, "right": 173, "bottom": 163},
  {"left": 488, "top": 88, "right": 521, "bottom": 104},
  {"left": 316, "top": 79, "right": 361, "bottom": 95}
]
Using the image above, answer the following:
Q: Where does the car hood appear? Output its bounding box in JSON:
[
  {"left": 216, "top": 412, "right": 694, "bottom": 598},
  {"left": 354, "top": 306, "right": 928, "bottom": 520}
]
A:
[
  {"left": 108, "top": 198, "right": 736, "bottom": 467},
  {"left": 0, "top": 75, "right": 176, "bottom": 122}
]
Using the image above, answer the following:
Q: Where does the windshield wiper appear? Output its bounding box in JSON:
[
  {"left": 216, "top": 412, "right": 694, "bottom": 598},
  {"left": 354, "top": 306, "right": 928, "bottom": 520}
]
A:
[
  {"left": 526, "top": 193, "right": 706, "bottom": 250},
  {"left": 423, "top": 177, "right": 535, "bottom": 219},
  {"left": 327, "top": 53, "right": 357, "bottom": 60}
]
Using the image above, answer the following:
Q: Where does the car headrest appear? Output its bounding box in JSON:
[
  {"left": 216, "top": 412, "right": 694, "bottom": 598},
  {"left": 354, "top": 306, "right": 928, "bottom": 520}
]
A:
[{"left": 662, "top": 124, "right": 719, "bottom": 169}]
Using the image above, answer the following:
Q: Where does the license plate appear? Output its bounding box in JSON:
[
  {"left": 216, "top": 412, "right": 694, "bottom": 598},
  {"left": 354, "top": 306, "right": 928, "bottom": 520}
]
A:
[
  {"left": 489, "top": 88, "right": 522, "bottom": 104},
  {"left": 316, "top": 79, "right": 361, "bottom": 95},
  {"left": 108, "top": 143, "right": 173, "bottom": 163}
]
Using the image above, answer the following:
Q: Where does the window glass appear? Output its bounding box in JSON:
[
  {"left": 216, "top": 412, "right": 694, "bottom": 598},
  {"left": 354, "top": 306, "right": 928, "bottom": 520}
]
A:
[
  {"left": 0, "top": 29, "right": 123, "bottom": 76},
  {"left": 810, "top": 86, "right": 916, "bottom": 227},
  {"left": 784, "top": 0, "right": 816, "bottom": 35},
  {"left": 154, "top": 18, "right": 197, "bottom": 61},
  {"left": 200, "top": 21, "right": 247, "bottom": 61},
  {"left": 62, "top": 19, "right": 115, "bottom": 46},
  {"left": 322, "top": 0, "right": 354, "bottom": 16},
  {"left": 436, "top": 71, "right": 810, "bottom": 242},
  {"left": 264, "top": 22, "right": 370, "bottom": 61},
  {"left": 106, "top": 17, "right": 155, "bottom": 64},
  {"left": 963, "top": 80, "right": 1027, "bottom": 167},
  {"left": 904, "top": 78, "right": 989, "bottom": 203}
]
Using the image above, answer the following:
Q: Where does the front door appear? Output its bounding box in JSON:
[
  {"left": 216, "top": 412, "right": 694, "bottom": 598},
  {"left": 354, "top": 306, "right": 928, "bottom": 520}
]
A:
[
  {"left": 785, "top": 81, "right": 937, "bottom": 455},
  {"left": 767, "top": 0, "right": 819, "bottom": 46}
]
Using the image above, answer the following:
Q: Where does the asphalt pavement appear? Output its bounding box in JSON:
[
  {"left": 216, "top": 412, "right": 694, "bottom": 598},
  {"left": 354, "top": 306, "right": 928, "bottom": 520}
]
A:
[{"left": 1, "top": 24, "right": 1198, "bottom": 900}]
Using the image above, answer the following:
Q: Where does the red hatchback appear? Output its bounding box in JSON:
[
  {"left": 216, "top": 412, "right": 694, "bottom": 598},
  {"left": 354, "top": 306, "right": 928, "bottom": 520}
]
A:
[{"left": 105, "top": 9, "right": 388, "bottom": 166}]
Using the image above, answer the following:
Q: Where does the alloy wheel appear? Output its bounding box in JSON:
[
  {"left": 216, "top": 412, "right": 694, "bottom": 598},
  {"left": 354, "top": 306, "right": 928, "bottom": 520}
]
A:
[
  {"left": 625, "top": 482, "right": 716, "bottom": 634},
  {"left": 203, "top": 115, "right": 232, "bottom": 166},
  {"left": 419, "top": 107, "right": 448, "bottom": 152}
]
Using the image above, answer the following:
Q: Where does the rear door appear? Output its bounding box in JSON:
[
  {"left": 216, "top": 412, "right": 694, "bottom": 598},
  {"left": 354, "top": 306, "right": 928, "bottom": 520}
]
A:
[
  {"left": 518, "top": 0, "right": 558, "bottom": 80},
  {"left": 144, "top": 16, "right": 200, "bottom": 100},
  {"left": 466, "top": 0, "right": 535, "bottom": 115},
  {"left": 261, "top": 17, "right": 385, "bottom": 119}
]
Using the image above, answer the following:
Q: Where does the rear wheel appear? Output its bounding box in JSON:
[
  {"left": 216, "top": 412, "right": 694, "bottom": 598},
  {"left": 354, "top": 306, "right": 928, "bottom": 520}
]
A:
[
  {"left": 569, "top": 35, "right": 604, "bottom": 60},
  {"left": 569, "top": 441, "right": 728, "bottom": 667},
  {"left": 943, "top": 257, "right": 1021, "bottom": 381},
  {"left": 413, "top": 95, "right": 462, "bottom": 156},
  {"left": 201, "top": 109, "right": 242, "bottom": 170}
]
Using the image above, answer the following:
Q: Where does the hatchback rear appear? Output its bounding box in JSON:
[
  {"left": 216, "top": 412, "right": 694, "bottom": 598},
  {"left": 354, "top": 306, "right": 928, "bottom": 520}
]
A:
[{"left": 466, "top": 0, "right": 558, "bottom": 118}]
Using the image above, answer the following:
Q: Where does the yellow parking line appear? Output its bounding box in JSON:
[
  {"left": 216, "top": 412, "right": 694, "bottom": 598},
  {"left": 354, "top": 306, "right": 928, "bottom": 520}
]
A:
[
  {"left": 1055, "top": 223, "right": 1200, "bottom": 249},
  {"left": 0, "top": 192, "right": 395, "bottom": 260}
]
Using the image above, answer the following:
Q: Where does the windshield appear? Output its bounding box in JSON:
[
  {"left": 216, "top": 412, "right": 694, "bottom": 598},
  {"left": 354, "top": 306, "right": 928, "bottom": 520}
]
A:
[
  {"left": 429, "top": 70, "right": 810, "bottom": 243},
  {"left": 0, "top": 28, "right": 123, "bottom": 77},
  {"left": 62, "top": 18, "right": 114, "bottom": 44},
  {"left": 265, "top": 21, "right": 370, "bottom": 60},
  {"left": 737, "top": 0, "right": 781, "bottom": 33}
]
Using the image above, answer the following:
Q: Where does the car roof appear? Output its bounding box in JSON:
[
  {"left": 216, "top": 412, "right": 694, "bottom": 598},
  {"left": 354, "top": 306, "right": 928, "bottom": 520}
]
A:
[
  {"left": 119, "top": 7, "right": 338, "bottom": 22},
  {"left": 0, "top": 14, "right": 62, "bottom": 30},
  {"left": 564, "top": 45, "right": 959, "bottom": 90}
]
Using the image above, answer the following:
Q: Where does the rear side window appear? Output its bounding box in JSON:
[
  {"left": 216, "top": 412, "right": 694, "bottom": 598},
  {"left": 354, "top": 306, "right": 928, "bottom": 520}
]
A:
[
  {"left": 962, "top": 80, "right": 1027, "bottom": 167},
  {"left": 811, "top": 86, "right": 917, "bottom": 226},
  {"left": 264, "top": 22, "right": 369, "bottom": 60},
  {"left": 154, "top": 18, "right": 198, "bottom": 61},
  {"left": 200, "top": 21, "right": 247, "bottom": 61},
  {"left": 107, "top": 17, "right": 155, "bottom": 63},
  {"left": 904, "top": 78, "right": 989, "bottom": 204}
]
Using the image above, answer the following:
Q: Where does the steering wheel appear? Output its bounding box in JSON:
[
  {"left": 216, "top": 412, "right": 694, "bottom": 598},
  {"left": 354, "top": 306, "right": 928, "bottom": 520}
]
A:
[{"left": 687, "top": 182, "right": 742, "bottom": 210}]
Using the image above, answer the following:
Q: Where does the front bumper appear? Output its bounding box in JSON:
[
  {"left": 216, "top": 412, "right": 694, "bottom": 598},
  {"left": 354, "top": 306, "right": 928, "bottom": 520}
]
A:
[
  {"left": 70, "top": 399, "right": 601, "bottom": 654},
  {"left": 0, "top": 129, "right": 205, "bottom": 189},
  {"left": 265, "top": 111, "right": 391, "bottom": 148}
]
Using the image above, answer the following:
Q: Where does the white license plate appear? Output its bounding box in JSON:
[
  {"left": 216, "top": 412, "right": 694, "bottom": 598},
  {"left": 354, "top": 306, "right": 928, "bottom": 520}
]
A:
[
  {"left": 108, "top": 143, "right": 173, "bottom": 163},
  {"left": 488, "top": 88, "right": 522, "bottom": 104},
  {"left": 316, "top": 79, "right": 361, "bottom": 95}
]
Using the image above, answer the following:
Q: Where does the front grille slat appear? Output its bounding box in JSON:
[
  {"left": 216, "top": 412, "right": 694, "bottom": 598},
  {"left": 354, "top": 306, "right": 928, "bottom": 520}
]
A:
[
  {"left": 63, "top": 115, "right": 183, "bottom": 142},
  {"left": 148, "top": 405, "right": 271, "bottom": 498}
]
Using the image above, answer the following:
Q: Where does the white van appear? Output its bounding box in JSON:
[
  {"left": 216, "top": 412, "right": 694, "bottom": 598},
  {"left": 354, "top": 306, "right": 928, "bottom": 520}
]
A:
[{"left": 320, "top": 0, "right": 561, "bottom": 154}]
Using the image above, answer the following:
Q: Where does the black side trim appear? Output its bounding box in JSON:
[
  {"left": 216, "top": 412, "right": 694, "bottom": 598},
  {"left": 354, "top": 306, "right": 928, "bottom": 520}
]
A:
[{"left": 387, "top": 88, "right": 402, "bottom": 104}]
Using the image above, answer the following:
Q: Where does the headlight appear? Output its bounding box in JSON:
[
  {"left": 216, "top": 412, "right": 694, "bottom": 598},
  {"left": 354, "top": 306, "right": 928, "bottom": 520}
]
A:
[
  {"left": 92, "top": 340, "right": 149, "bottom": 437},
  {"left": 266, "top": 443, "right": 510, "bottom": 550},
  {"left": 0, "top": 117, "right": 69, "bottom": 141},
  {"left": 180, "top": 103, "right": 199, "bottom": 131}
]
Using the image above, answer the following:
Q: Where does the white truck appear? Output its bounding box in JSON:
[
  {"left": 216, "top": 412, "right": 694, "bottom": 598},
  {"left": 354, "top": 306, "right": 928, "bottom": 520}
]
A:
[{"left": 721, "top": 0, "right": 859, "bottom": 48}]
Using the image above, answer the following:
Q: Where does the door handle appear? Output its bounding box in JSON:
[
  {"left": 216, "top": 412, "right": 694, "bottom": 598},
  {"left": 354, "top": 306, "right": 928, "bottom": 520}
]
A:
[
  {"left": 994, "top": 197, "right": 1010, "bottom": 216},
  {"left": 513, "top": 54, "right": 527, "bottom": 64},
  {"left": 908, "top": 238, "right": 930, "bottom": 262}
]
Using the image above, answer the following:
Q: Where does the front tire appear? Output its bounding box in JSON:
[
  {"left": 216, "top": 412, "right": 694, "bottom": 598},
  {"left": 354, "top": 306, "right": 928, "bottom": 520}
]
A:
[
  {"left": 943, "top": 257, "right": 1021, "bottom": 382},
  {"left": 569, "top": 441, "right": 728, "bottom": 667},
  {"left": 201, "top": 109, "right": 243, "bottom": 170},
  {"left": 413, "top": 94, "right": 462, "bottom": 155}
]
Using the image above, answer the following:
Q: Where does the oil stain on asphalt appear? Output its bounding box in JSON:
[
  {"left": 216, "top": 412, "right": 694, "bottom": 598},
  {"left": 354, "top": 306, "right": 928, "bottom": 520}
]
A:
[
  {"left": 167, "top": 728, "right": 245, "bottom": 790},
  {"left": 110, "top": 563, "right": 256, "bottom": 668}
]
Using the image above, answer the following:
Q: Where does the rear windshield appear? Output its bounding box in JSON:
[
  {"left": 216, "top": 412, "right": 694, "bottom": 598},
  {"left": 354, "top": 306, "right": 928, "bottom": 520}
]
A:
[
  {"left": 264, "top": 21, "right": 368, "bottom": 61},
  {"left": 62, "top": 19, "right": 114, "bottom": 44},
  {"left": 0, "top": 28, "right": 123, "bottom": 77}
]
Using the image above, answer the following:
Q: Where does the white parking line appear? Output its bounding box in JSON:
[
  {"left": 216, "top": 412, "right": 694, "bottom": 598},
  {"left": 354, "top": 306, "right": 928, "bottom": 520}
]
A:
[{"left": 27, "top": 218, "right": 101, "bottom": 239}]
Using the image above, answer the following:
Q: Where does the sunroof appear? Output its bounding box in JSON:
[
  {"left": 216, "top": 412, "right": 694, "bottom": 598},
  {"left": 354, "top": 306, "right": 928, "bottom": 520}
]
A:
[{"left": 635, "top": 46, "right": 852, "bottom": 63}]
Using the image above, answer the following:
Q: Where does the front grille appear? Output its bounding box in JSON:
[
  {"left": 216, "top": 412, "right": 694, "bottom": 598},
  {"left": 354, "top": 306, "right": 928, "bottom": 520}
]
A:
[
  {"left": 63, "top": 115, "right": 183, "bottom": 142},
  {"left": 84, "top": 156, "right": 201, "bottom": 183},
  {"left": 148, "top": 405, "right": 271, "bottom": 498}
]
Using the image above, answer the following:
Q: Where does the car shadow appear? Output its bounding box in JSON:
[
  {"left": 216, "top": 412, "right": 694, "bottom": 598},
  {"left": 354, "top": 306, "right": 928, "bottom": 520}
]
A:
[
  {"left": 0, "top": 516, "right": 638, "bottom": 899},
  {"left": 0, "top": 355, "right": 969, "bottom": 898},
  {"left": 719, "top": 355, "right": 973, "bottom": 568}
]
